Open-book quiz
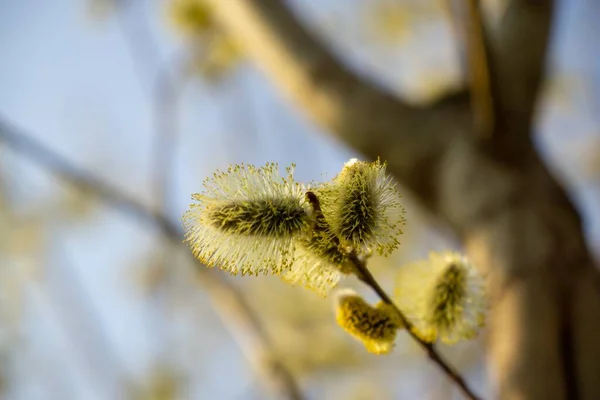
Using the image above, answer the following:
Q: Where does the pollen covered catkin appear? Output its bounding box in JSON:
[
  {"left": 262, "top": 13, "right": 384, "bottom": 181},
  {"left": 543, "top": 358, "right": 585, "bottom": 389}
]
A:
[
  {"left": 183, "top": 163, "right": 310, "bottom": 276},
  {"left": 335, "top": 289, "right": 403, "bottom": 354},
  {"left": 393, "top": 252, "right": 486, "bottom": 343},
  {"left": 317, "top": 159, "right": 405, "bottom": 256},
  {"left": 183, "top": 162, "right": 357, "bottom": 296},
  {"left": 182, "top": 159, "right": 411, "bottom": 297}
]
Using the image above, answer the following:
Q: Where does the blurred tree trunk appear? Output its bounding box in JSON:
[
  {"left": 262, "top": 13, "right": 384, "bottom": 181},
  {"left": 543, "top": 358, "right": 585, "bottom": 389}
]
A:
[{"left": 206, "top": 0, "right": 600, "bottom": 399}]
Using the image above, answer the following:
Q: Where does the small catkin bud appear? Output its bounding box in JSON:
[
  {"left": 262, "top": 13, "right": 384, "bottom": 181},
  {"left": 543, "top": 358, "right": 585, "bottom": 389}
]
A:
[
  {"left": 318, "top": 158, "right": 405, "bottom": 256},
  {"left": 393, "top": 251, "right": 486, "bottom": 344},
  {"left": 334, "top": 289, "right": 403, "bottom": 354},
  {"left": 183, "top": 163, "right": 310, "bottom": 276}
]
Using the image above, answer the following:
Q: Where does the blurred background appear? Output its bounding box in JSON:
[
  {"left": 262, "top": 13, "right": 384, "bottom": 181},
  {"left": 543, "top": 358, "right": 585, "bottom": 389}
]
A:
[{"left": 0, "top": 0, "right": 598, "bottom": 399}]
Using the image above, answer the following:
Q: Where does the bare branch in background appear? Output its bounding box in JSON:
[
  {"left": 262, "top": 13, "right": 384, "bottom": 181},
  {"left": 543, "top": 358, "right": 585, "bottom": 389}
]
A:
[
  {"left": 204, "top": 0, "right": 472, "bottom": 213},
  {"left": 115, "top": 0, "right": 163, "bottom": 92},
  {"left": 0, "top": 117, "right": 304, "bottom": 400},
  {"left": 464, "top": 0, "right": 496, "bottom": 139},
  {"left": 43, "top": 252, "right": 127, "bottom": 399},
  {"left": 445, "top": 0, "right": 501, "bottom": 140},
  {"left": 146, "top": 53, "right": 191, "bottom": 382},
  {"left": 490, "top": 0, "right": 554, "bottom": 149}
]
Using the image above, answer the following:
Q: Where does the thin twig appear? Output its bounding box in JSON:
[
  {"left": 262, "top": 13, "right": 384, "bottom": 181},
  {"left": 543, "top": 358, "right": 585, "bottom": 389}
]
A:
[
  {"left": 447, "top": 0, "right": 496, "bottom": 140},
  {"left": 149, "top": 38, "right": 190, "bottom": 371},
  {"left": 445, "top": 0, "right": 496, "bottom": 139},
  {"left": 116, "top": 0, "right": 163, "bottom": 92},
  {"left": 464, "top": 0, "right": 496, "bottom": 139},
  {"left": 44, "top": 251, "right": 127, "bottom": 399},
  {"left": 306, "top": 191, "right": 480, "bottom": 400},
  {"left": 151, "top": 52, "right": 198, "bottom": 211},
  {"left": 0, "top": 117, "right": 304, "bottom": 400}
]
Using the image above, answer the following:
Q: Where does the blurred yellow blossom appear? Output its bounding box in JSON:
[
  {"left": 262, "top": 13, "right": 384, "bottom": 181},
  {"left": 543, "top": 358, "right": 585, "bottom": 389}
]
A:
[
  {"left": 394, "top": 251, "right": 486, "bottom": 343},
  {"left": 335, "top": 289, "right": 403, "bottom": 354}
]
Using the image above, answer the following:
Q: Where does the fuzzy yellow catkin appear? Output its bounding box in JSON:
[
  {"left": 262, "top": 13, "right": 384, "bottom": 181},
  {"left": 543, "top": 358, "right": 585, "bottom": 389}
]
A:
[
  {"left": 335, "top": 289, "right": 403, "bottom": 354},
  {"left": 183, "top": 160, "right": 410, "bottom": 297},
  {"left": 317, "top": 158, "right": 406, "bottom": 257},
  {"left": 183, "top": 163, "right": 310, "bottom": 276},
  {"left": 430, "top": 263, "right": 468, "bottom": 336},
  {"left": 393, "top": 251, "right": 486, "bottom": 344},
  {"left": 182, "top": 163, "right": 358, "bottom": 296}
]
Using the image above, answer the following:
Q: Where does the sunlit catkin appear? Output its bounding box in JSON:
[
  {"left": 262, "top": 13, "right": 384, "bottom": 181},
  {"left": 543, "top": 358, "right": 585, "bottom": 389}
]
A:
[
  {"left": 283, "top": 192, "right": 354, "bottom": 296},
  {"left": 335, "top": 289, "right": 402, "bottom": 354},
  {"left": 393, "top": 252, "right": 486, "bottom": 343},
  {"left": 183, "top": 163, "right": 310, "bottom": 276},
  {"left": 318, "top": 158, "right": 405, "bottom": 256}
]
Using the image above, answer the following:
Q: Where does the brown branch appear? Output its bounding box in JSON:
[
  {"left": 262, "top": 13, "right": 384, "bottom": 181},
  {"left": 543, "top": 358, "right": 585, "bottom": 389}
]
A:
[
  {"left": 114, "top": 5, "right": 305, "bottom": 397},
  {"left": 464, "top": 0, "right": 497, "bottom": 139},
  {"left": 447, "top": 0, "right": 510, "bottom": 140},
  {"left": 0, "top": 116, "right": 304, "bottom": 400},
  {"left": 490, "top": 0, "right": 554, "bottom": 144}
]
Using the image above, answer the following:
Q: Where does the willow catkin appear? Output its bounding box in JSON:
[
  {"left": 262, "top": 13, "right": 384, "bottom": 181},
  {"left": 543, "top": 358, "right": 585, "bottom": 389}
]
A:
[
  {"left": 394, "top": 251, "right": 486, "bottom": 343},
  {"left": 335, "top": 289, "right": 403, "bottom": 354},
  {"left": 183, "top": 163, "right": 310, "bottom": 276},
  {"left": 317, "top": 158, "right": 406, "bottom": 256}
]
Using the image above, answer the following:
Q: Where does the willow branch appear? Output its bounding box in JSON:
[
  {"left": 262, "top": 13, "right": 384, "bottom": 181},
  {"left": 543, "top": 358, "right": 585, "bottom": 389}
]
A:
[
  {"left": 0, "top": 117, "right": 304, "bottom": 400},
  {"left": 305, "top": 192, "right": 480, "bottom": 400},
  {"left": 351, "top": 255, "right": 481, "bottom": 400}
]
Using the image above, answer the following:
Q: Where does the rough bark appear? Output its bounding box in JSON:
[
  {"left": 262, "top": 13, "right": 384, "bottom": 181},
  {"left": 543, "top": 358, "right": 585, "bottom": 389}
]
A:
[{"left": 206, "top": 0, "right": 600, "bottom": 398}]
